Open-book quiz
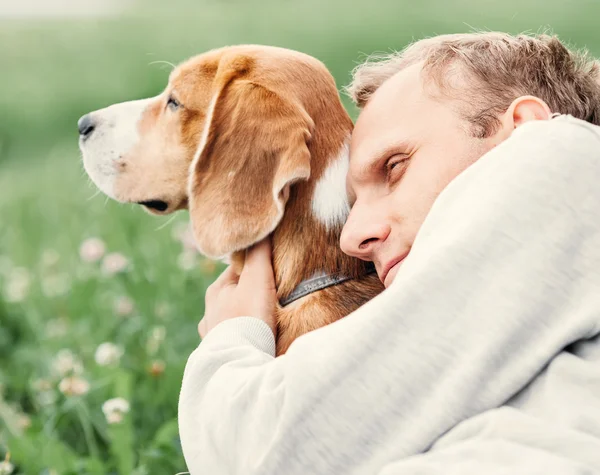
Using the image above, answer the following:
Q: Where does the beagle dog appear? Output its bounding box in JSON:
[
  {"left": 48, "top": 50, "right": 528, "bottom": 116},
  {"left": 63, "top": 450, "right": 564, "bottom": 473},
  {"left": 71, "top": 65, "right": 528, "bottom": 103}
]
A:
[{"left": 78, "top": 45, "right": 384, "bottom": 355}]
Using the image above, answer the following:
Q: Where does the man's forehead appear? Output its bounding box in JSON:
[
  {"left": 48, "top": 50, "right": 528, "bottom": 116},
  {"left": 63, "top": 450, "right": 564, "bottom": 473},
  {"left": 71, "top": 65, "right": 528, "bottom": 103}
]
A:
[
  {"left": 353, "top": 65, "right": 423, "bottom": 140},
  {"left": 367, "top": 62, "right": 424, "bottom": 108}
]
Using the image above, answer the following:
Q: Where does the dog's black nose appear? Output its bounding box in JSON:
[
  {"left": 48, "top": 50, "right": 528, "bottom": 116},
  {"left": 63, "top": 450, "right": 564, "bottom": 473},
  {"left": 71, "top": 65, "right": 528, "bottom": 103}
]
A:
[{"left": 78, "top": 114, "right": 96, "bottom": 139}]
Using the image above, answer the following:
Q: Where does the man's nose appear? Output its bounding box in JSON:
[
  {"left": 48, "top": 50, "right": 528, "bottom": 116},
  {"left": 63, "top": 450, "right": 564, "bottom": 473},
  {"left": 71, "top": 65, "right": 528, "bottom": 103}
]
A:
[
  {"left": 340, "top": 207, "right": 390, "bottom": 259},
  {"left": 77, "top": 114, "right": 96, "bottom": 140}
]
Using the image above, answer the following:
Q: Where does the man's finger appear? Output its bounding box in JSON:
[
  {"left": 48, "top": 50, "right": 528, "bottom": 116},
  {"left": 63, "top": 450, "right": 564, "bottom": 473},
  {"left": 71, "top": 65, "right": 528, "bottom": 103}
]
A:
[
  {"left": 212, "top": 265, "right": 240, "bottom": 288},
  {"left": 240, "top": 238, "right": 275, "bottom": 289}
]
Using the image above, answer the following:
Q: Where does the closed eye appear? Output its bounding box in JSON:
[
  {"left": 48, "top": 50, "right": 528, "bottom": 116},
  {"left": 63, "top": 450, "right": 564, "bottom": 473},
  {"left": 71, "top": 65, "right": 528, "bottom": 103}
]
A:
[{"left": 385, "top": 154, "right": 410, "bottom": 181}]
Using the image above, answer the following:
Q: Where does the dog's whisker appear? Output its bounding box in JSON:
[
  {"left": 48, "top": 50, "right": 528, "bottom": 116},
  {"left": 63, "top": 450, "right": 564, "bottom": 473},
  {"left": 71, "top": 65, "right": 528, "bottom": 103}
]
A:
[
  {"left": 155, "top": 213, "right": 178, "bottom": 231},
  {"left": 86, "top": 188, "right": 102, "bottom": 201},
  {"left": 149, "top": 60, "right": 176, "bottom": 71}
]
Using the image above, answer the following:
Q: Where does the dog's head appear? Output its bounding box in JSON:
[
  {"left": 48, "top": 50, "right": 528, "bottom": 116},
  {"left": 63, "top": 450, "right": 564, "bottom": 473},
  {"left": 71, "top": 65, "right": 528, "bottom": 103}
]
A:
[{"left": 79, "top": 45, "right": 350, "bottom": 258}]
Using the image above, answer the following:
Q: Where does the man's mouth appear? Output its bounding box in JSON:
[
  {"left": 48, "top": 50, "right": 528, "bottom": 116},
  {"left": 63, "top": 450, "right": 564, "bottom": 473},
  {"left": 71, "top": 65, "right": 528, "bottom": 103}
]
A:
[{"left": 381, "top": 251, "right": 410, "bottom": 287}]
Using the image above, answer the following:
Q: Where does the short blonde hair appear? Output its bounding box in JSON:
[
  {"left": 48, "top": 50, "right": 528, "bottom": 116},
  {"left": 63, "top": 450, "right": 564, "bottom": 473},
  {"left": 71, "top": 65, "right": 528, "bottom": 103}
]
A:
[{"left": 346, "top": 32, "right": 600, "bottom": 137}]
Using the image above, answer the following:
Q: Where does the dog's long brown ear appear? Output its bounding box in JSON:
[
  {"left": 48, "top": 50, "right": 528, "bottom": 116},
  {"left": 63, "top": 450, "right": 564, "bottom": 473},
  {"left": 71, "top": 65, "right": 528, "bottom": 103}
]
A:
[{"left": 188, "top": 66, "right": 313, "bottom": 258}]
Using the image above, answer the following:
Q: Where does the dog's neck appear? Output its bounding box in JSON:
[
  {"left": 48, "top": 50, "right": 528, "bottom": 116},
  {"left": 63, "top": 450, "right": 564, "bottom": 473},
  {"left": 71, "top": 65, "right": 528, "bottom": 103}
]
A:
[
  {"left": 230, "top": 107, "right": 370, "bottom": 303},
  {"left": 229, "top": 138, "right": 368, "bottom": 301},
  {"left": 273, "top": 117, "right": 375, "bottom": 301}
]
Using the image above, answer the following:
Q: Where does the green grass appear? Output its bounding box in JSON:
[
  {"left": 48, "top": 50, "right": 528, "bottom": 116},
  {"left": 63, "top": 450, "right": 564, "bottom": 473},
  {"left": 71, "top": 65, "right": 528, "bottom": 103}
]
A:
[
  {"left": 0, "top": 142, "right": 218, "bottom": 473},
  {"left": 2, "top": 0, "right": 600, "bottom": 472}
]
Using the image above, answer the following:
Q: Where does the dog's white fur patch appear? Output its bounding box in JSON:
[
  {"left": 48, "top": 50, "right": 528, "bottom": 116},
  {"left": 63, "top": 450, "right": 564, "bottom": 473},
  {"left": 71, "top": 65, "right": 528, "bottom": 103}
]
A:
[
  {"left": 80, "top": 97, "right": 154, "bottom": 200},
  {"left": 311, "top": 141, "right": 351, "bottom": 229}
]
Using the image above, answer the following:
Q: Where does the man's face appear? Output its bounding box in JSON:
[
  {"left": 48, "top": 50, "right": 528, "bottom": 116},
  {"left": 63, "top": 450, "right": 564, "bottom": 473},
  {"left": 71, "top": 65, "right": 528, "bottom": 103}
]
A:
[{"left": 340, "top": 63, "right": 499, "bottom": 288}]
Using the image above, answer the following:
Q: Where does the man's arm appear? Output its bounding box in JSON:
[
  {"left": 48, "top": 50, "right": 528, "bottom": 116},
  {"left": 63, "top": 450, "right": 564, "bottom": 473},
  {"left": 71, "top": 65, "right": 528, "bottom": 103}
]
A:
[{"left": 178, "top": 116, "right": 600, "bottom": 475}]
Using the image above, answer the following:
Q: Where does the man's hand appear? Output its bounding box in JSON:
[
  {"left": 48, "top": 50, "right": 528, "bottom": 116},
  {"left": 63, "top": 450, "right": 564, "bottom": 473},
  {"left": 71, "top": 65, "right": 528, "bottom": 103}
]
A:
[{"left": 198, "top": 238, "right": 277, "bottom": 339}]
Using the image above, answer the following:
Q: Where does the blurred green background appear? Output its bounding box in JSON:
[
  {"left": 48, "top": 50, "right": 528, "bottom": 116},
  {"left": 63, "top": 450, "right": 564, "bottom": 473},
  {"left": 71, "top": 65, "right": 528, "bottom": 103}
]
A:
[{"left": 1, "top": 0, "right": 599, "bottom": 473}]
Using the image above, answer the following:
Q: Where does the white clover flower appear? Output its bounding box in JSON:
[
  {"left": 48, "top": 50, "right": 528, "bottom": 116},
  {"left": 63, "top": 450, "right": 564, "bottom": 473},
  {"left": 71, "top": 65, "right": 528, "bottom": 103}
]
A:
[
  {"left": 154, "top": 301, "right": 169, "bottom": 319},
  {"left": 32, "top": 378, "right": 52, "bottom": 392},
  {"left": 106, "top": 412, "right": 124, "bottom": 424},
  {"left": 101, "top": 252, "right": 130, "bottom": 275},
  {"left": 4, "top": 267, "right": 31, "bottom": 303},
  {"left": 17, "top": 414, "right": 32, "bottom": 430},
  {"left": 41, "top": 250, "right": 59, "bottom": 270},
  {"left": 102, "top": 397, "right": 130, "bottom": 424},
  {"left": 41, "top": 249, "right": 60, "bottom": 268},
  {"left": 0, "top": 460, "right": 14, "bottom": 475},
  {"left": 171, "top": 221, "right": 187, "bottom": 240},
  {"left": 79, "top": 237, "right": 106, "bottom": 263},
  {"left": 146, "top": 326, "right": 166, "bottom": 355},
  {"left": 41, "top": 273, "right": 70, "bottom": 298},
  {"left": 181, "top": 231, "right": 198, "bottom": 252},
  {"left": 45, "top": 318, "right": 69, "bottom": 338},
  {"left": 58, "top": 376, "right": 90, "bottom": 396},
  {"left": 151, "top": 326, "right": 166, "bottom": 342},
  {"left": 114, "top": 295, "right": 135, "bottom": 317},
  {"left": 177, "top": 250, "right": 198, "bottom": 271},
  {"left": 94, "top": 342, "right": 124, "bottom": 366},
  {"left": 37, "top": 390, "right": 57, "bottom": 406},
  {"left": 172, "top": 221, "right": 199, "bottom": 251},
  {"left": 52, "top": 349, "right": 83, "bottom": 376}
]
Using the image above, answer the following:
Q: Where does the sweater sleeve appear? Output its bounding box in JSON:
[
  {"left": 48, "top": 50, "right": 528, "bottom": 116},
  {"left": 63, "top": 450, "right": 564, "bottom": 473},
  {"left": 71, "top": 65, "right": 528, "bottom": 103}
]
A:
[{"left": 178, "top": 116, "right": 600, "bottom": 475}]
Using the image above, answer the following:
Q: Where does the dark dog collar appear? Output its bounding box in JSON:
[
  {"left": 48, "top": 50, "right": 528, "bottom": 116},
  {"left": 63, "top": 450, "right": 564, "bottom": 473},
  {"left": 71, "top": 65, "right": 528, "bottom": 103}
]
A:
[{"left": 279, "top": 262, "right": 377, "bottom": 307}]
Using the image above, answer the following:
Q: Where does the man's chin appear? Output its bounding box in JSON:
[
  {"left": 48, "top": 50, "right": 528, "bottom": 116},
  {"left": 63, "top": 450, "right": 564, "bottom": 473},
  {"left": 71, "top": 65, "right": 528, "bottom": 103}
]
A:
[{"left": 383, "top": 262, "right": 403, "bottom": 288}]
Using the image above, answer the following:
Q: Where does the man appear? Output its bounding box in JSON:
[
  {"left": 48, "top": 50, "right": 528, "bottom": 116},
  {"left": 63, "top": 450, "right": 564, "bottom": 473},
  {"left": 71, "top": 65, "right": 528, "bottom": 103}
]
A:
[{"left": 179, "top": 32, "right": 600, "bottom": 474}]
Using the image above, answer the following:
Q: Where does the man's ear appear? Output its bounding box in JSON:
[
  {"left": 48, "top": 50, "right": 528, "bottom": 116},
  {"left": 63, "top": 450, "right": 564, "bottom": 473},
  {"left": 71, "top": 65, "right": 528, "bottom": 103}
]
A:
[
  {"left": 491, "top": 95, "right": 552, "bottom": 145},
  {"left": 187, "top": 60, "right": 313, "bottom": 259},
  {"left": 502, "top": 95, "right": 552, "bottom": 129},
  {"left": 509, "top": 95, "right": 553, "bottom": 127}
]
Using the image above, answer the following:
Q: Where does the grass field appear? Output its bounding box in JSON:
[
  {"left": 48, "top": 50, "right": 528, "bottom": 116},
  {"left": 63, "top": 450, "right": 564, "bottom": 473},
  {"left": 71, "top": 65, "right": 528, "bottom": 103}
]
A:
[{"left": 2, "top": 0, "right": 600, "bottom": 473}]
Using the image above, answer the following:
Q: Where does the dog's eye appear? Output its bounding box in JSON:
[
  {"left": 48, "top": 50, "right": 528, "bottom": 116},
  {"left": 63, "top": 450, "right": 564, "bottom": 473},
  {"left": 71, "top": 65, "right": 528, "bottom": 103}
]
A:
[{"left": 167, "top": 96, "right": 180, "bottom": 111}]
